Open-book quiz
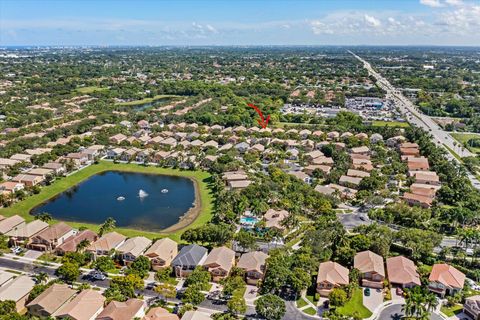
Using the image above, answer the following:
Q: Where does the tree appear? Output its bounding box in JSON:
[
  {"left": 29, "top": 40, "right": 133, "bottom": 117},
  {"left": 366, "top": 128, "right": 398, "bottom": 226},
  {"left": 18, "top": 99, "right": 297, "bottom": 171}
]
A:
[
  {"left": 255, "top": 294, "right": 286, "bottom": 320},
  {"left": 76, "top": 239, "right": 90, "bottom": 252},
  {"left": 222, "top": 275, "right": 246, "bottom": 297},
  {"left": 289, "top": 267, "right": 311, "bottom": 293},
  {"left": 227, "top": 295, "right": 247, "bottom": 315},
  {"left": 105, "top": 274, "right": 144, "bottom": 302},
  {"left": 0, "top": 300, "right": 16, "bottom": 315},
  {"left": 93, "top": 256, "right": 116, "bottom": 273},
  {"left": 182, "top": 285, "right": 205, "bottom": 305},
  {"left": 155, "top": 267, "right": 173, "bottom": 283},
  {"left": 56, "top": 261, "right": 80, "bottom": 283},
  {"left": 99, "top": 217, "right": 116, "bottom": 236},
  {"left": 34, "top": 272, "right": 48, "bottom": 284},
  {"left": 329, "top": 288, "right": 348, "bottom": 307},
  {"left": 154, "top": 283, "right": 176, "bottom": 299},
  {"left": 127, "top": 256, "right": 151, "bottom": 278},
  {"left": 35, "top": 212, "right": 52, "bottom": 222},
  {"left": 185, "top": 267, "right": 211, "bottom": 290},
  {"left": 234, "top": 229, "right": 257, "bottom": 251}
]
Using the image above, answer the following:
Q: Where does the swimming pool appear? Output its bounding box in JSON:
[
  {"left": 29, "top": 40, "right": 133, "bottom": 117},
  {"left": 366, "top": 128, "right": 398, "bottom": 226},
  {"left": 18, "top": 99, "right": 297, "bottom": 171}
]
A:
[{"left": 240, "top": 216, "right": 259, "bottom": 226}]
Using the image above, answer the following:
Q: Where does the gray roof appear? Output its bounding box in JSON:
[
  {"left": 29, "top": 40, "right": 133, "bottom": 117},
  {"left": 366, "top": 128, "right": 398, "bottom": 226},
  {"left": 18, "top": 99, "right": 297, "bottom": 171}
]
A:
[{"left": 172, "top": 244, "right": 207, "bottom": 267}]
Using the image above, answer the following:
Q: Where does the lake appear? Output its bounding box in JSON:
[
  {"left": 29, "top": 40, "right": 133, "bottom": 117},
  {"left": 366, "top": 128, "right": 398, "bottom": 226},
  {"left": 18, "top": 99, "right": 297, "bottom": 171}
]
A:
[{"left": 31, "top": 171, "right": 196, "bottom": 231}]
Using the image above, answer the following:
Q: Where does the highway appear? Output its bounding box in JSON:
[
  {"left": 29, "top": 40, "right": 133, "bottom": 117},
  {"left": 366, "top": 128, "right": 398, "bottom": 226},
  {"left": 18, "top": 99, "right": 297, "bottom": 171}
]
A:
[{"left": 349, "top": 51, "right": 480, "bottom": 190}]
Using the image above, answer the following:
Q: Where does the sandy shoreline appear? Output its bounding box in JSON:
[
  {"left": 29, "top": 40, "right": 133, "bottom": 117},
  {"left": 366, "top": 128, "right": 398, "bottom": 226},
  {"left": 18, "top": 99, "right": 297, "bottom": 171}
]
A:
[{"left": 159, "top": 176, "right": 203, "bottom": 233}]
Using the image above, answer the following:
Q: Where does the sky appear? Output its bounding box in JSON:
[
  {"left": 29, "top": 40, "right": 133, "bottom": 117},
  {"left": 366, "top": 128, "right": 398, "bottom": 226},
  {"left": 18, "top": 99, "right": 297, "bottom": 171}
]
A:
[{"left": 1, "top": 0, "right": 479, "bottom": 46}]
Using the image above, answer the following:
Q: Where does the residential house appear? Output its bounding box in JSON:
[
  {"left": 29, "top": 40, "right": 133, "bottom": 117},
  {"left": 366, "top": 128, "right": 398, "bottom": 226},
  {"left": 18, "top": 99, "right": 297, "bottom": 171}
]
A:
[
  {"left": 428, "top": 263, "right": 465, "bottom": 297},
  {"left": 53, "top": 289, "right": 105, "bottom": 320},
  {"left": 316, "top": 261, "right": 349, "bottom": 297},
  {"left": 0, "top": 270, "right": 15, "bottom": 286},
  {"left": 464, "top": 295, "right": 480, "bottom": 320},
  {"left": 27, "top": 168, "right": 55, "bottom": 180},
  {"left": 144, "top": 238, "right": 178, "bottom": 270},
  {"left": 0, "top": 181, "right": 25, "bottom": 195},
  {"left": 42, "top": 162, "right": 66, "bottom": 175},
  {"left": 27, "top": 283, "right": 76, "bottom": 317},
  {"left": 289, "top": 171, "right": 311, "bottom": 184},
  {"left": 412, "top": 171, "right": 440, "bottom": 185},
  {"left": 117, "top": 236, "right": 152, "bottom": 264},
  {"left": 0, "top": 215, "right": 25, "bottom": 234},
  {"left": 354, "top": 250, "right": 385, "bottom": 288},
  {"left": 109, "top": 133, "right": 127, "bottom": 144},
  {"left": 203, "top": 246, "right": 236, "bottom": 282},
  {"left": 0, "top": 275, "right": 35, "bottom": 312},
  {"left": 27, "top": 222, "right": 76, "bottom": 251},
  {"left": 314, "top": 185, "right": 337, "bottom": 197},
  {"left": 96, "top": 298, "right": 146, "bottom": 320},
  {"left": 143, "top": 307, "right": 179, "bottom": 320},
  {"left": 403, "top": 192, "right": 433, "bottom": 208},
  {"left": 6, "top": 220, "right": 49, "bottom": 246},
  {"left": 55, "top": 230, "right": 98, "bottom": 255},
  {"left": 181, "top": 311, "right": 211, "bottom": 320},
  {"left": 11, "top": 174, "right": 43, "bottom": 187},
  {"left": 339, "top": 175, "right": 362, "bottom": 188},
  {"left": 386, "top": 256, "right": 420, "bottom": 288},
  {"left": 10, "top": 153, "right": 32, "bottom": 163},
  {"left": 350, "top": 146, "right": 370, "bottom": 155},
  {"left": 407, "top": 157, "right": 430, "bottom": 172},
  {"left": 171, "top": 244, "right": 208, "bottom": 277},
  {"left": 87, "top": 232, "right": 126, "bottom": 257},
  {"left": 237, "top": 251, "right": 269, "bottom": 285},
  {"left": 263, "top": 209, "right": 289, "bottom": 231},
  {"left": 235, "top": 142, "right": 249, "bottom": 153}
]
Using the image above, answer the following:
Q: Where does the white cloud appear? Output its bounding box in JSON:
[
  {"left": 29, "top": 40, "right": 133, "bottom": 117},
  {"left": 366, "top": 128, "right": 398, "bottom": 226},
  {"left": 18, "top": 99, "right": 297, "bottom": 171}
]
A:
[
  {"left": 420, "top": 0, "right": 444, "bottom": 7},
  {"left": 364, "top": 14, "right": 381, "bottom": 27},
  {"left": 445, "top": 0, "right": 463, "bottom": 5}
]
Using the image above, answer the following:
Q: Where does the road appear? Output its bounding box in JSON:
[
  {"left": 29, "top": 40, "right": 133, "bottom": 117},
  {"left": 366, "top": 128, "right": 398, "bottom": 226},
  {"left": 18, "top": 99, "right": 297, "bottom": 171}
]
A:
[
  {"left": 378, "top": 303, "right": 443, "bottom": 320},
  {"left": 349, "top": 51, "right": 480, "bottom": 190}
]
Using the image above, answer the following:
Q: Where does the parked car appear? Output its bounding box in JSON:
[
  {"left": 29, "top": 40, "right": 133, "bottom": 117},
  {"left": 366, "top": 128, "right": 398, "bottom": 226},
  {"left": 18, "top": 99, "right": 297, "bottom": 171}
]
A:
[
  {"left": 90, "top": 271, "right": 106, "bottom": 281},
  {"left": 10, "top": 247, "right": 22, "bottom": 255},
  {"left": 364, "top": 288, "right": 370, "bottom": 296},
  {"left": 396, "top": 287, "right": 404, "bottom": 296}
]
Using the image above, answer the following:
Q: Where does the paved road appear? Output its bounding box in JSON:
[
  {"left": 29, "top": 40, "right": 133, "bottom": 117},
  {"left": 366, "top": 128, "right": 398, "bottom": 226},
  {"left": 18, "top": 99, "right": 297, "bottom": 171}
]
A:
[
  {"left": 378, "top": 304, "right": 443, "bottom": 320},
  {"left": 350, "top": 51, "right": 480, "bottom": 190}
]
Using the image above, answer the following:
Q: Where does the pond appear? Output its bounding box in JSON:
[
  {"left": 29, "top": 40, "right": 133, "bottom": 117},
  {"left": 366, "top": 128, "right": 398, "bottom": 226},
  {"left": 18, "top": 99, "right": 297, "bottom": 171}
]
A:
[
  {"left": 131, "top": 97, "right": 175, "bottom": 111},
  {"left": 31, "top": 171, "right": 196, "bottom": 231}
]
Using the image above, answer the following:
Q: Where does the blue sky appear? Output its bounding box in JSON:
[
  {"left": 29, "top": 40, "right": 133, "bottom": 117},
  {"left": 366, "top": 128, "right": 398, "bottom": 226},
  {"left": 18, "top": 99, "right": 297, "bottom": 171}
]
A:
[{"left": 1, "top": 0, "right": 479, "bottom": 46}]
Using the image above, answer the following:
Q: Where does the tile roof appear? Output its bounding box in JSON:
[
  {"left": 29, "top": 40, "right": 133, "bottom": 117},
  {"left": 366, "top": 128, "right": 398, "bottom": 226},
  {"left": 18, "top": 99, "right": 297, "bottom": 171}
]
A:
[{"left": 386, "top": 256, "right": 421, "bottom": 286}]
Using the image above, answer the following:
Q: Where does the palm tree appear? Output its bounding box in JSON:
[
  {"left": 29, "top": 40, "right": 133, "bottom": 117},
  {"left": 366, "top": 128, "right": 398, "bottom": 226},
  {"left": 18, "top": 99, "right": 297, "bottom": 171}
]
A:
[
  {"left": 35, "top": 212, "right": 52, "bottom": 223},
  {"left": 76, "top": 239, "right": 91, "bottom": 252},
  {"left": 34, "top": 272, "right": 48, "bottom": 284},
  {"left": 99, "top": 217, "right": 116, "bottom": 236},
  {"left": 424, "top": 292, "right": 438, "bottom": 314}
]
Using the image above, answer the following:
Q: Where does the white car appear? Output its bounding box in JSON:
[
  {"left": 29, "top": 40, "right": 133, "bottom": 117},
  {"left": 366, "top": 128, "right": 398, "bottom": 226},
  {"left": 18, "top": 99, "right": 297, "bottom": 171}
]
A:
[
  {"left": 10, "top": 247, "right": 22, "bottom": 255},
  {"left": 91, "top": 271, "right": 106, "bottom": 281}
]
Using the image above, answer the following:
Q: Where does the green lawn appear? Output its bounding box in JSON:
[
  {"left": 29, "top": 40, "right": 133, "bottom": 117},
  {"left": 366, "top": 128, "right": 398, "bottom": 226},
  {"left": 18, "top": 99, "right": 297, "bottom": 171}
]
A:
[
  {"left": 451, "top": 132, "right": 480, "bottom": 154},
  {"left": 440, "top": 304, "right": 463, "bottom": 317},
  {"left": 303, "top": 307, "right": 317, "bottom": 316},
  {"left": 296, "top": 297, "right": 309, "bottom": 308},
  {"left": 115, "top": 95, "right": 180, "bottom": 106},
  {"left": 0, "top": 161, "right": 213, "bottom": 242},
  {"left": 336, "top": 288, "right": 372, "bottom": 319},
  {"left": 76, "top": 86, "right": 109, "bottom": 94},
  {"left": 372, "top": 120, "right": 410, "bottom": 128}
]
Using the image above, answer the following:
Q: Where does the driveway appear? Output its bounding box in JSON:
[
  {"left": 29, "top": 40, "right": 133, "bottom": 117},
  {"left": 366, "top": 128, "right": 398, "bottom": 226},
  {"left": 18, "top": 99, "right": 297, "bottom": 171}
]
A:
[
  {"left": 362, "top": 287, "right": 383, "bottom": 312},
  {"left": 23, "top": 250, "right": 43, "bottom": 260},
  {"left": 244, "top": 285, "right": 259, "bottom": 306},
  {"left": 448, "top": 311, "right": 471, "bottom": 320},
  {"left": 378, "top": 304, "right": 444, "bottom": 320}
]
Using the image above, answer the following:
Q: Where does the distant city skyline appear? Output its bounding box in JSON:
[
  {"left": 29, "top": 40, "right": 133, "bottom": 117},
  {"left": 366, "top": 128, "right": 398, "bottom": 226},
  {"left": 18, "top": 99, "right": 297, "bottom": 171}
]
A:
[{"left": 1, "top": 0, "right": 479, "bottom": 46}]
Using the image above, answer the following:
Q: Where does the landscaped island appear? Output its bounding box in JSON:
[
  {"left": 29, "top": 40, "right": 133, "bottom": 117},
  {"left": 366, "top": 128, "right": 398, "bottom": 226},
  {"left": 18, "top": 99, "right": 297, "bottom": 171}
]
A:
[{"left": 0, "top": 161, "right": 213, "bottom": 241}]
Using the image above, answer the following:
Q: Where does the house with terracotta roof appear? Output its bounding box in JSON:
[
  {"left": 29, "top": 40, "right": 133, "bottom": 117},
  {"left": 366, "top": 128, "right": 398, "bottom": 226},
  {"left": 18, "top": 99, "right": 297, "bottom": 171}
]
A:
[
  {"left": 386, "top": 256, "right": 420, "bottom": 288},
  {"left": 350, "top": 146, "right": 370, "bottom": 155},
  {"left": 428, "top": 263, "right": 465, "bottom": 297},
  {"left": 27, "top": 222, "right": 76, "bottom": 251},
  {"left": 263, "top": 209, "right": 289, "bottom": 231},
  {"left": 53, "top": 289, "right": 105, "bottom": 320},
  {"left": 316, "top": 261, "right": 349, "bottom": 297},
  {"left": 117, "top": 236, "right": 152, "bottom": 264},
  {"left": 0, "top": 181, "right": 24, "bottom": 195},
  {"left": 412, "top": 171, "right": 440, "bottom": 186},
  {"left": 0, "top": 215, "right": 25, "bottom": 234},
  {"left": 55, "top": 230, "right": 98, "bottom": 255},
  {"left": 144, "top": 238, "right": 178, "bottom": 270},
  {"left": 96, "top": 298, "right": 146, "bottom": 320},
  {"left": 464, "top": 295, "right": 480, "bottom": 320},
  {"left": 6, "top": 220, "right": 48, "bottom": 246},
  {"left": 27, "top": 283, "right": 76, "bottom": 317},
  {"left": 354, "top": 250, "right": 385, "bottom": 288},
  {"left": 203, "top": 246, "right": 236, "bottom": 282},
  {"left": 339, "top": 175, "right": 362, "bottom": 188},
  {"left": 87, "top": 232, "right": 126, "bottom": 256},
  {"left": 237, "top": 251, "right": 269, "bottom": 285},
  {"left": 0, "top": 275, "right": 35, "bottom": 312},
  {"left": 109, "top": 133, "right": 127, "bottom": 144},
  {"left": 403, "top": 192, "right": 433, "bottom": 208},
  {"left": 181, "top": 311, "right": 211, "bottom": 320},
  {"left": 11, "top": 173, "right": 44, "bottom": 187},
  {"left": 407, "top": 157, "right": 430, "bottom": 172},
  {"left": 143, "top": 307, "right": 179, "bottom": 320}
]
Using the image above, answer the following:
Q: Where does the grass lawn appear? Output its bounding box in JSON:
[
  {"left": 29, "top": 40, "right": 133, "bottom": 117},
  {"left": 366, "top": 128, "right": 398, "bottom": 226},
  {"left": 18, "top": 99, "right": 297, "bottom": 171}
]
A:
[
  {"left": 0, "top": 161, "right": 213, "bottom": 242},
  {"left": 303, "top": 307, "right": 317, "bottom": 316},
  {"left": 443, "top": 144, "right": 463, "bottom": 161},
  {"left": 76, "top": 86, "right": 109, "bottom": 94},
  {"left": 451, "top": 132, "right": 480, "bottom": 154},
  {"left": 440, "top": 304, "right": 463, "bottom": 317},
  {"left": 372, "top": 120, "right": 410, "bottom": 128},
  {"left": 336, "top": 288, "right": 372, "bottom": 319},
  {"left": 115, "top": 95, "right": 180, "bottom": 106},
  {"left": 296, "top": 297, "right": 309, "bottom": 308}
]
